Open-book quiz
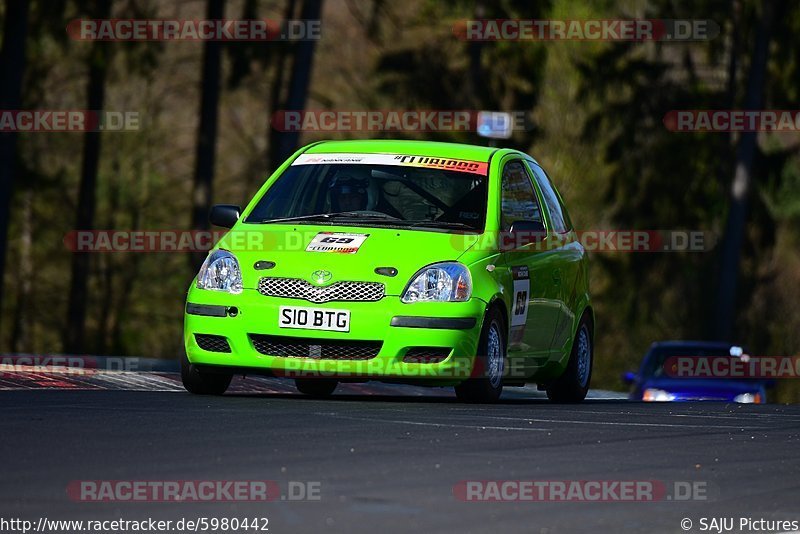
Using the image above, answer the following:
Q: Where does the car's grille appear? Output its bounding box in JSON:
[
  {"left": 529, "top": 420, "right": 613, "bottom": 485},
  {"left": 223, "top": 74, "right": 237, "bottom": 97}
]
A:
[
  {"left": 249, "top": 334, "right": 382, "bottom": 360},
  {"left": 257, "top": 277, "right": 384, "bottom": 303},
  {"left": 403, "top": 347, "right": 451, "bottom": 364},
  {"left": 195, "top": 334, "right": 231, "bottom": 353}
]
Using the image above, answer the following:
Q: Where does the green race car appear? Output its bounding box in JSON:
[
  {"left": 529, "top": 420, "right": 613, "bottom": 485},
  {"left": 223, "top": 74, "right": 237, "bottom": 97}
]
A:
[{"left": 183, "top": 140, "right": 593, "bottom": 403}]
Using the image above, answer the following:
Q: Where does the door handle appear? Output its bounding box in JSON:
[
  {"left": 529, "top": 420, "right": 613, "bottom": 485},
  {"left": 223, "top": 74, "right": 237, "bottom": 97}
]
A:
[{"left": 552, "top": 269, "right": 562, "bottom": 283}]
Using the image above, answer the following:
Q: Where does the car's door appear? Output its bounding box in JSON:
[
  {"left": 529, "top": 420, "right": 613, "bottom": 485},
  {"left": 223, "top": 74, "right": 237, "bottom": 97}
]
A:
[
  {"left": 527, "top": 160, "right": 584, "bottom": 358},
  {"left": 499, "top": 159, "right": 561, "bottom": 371}
]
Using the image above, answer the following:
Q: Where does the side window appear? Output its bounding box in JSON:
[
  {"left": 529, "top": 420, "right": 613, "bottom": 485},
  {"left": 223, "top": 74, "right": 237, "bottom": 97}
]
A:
[
  {"left": 500, "top": 160, "right": 542, "bottom": 231},
  {"left": 529, "top": 163, "right": 569, "bottom": 233}
]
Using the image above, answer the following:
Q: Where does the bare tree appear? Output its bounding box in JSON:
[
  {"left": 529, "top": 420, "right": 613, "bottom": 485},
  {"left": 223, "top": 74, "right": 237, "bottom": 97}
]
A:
[
  {"left": 190, "top": 0, "right": 226, "bottom": 270},
  {"left": 273, "top": 0, "right": 324, "bottom": 165},
  {"left": 10, "top": 183, "right": 32, "bottom": 351},
  {"left": 714, "top": 1, "right": 778, "bottom": 340},
  {"left": 267, "top": 0, "right": 299, "bottom": 174},
  {"left": 65, "top": 0, "right": 113, "bottom": 353}
]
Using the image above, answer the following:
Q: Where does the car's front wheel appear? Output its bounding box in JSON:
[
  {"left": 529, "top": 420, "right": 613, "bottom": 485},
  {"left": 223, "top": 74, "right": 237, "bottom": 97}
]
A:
[
  {"left": 180, "top": 351, "right": 233, "bottom": 395},
  {"left": 295, "top": 378, "right": 338, "bottom": 397},
  {"left": 455, "top": 307, "right": 506, "bottom": 403},
  {"left": 546, "top": 314, "right": 593, "bottom": 403}
]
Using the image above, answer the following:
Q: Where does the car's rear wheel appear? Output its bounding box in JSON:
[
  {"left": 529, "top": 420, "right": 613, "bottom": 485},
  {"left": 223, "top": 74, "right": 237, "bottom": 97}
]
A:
[
  {"left": 180, "top": 351, "right": 233, "bottom": 395},
  {"left": 455, "top": 307, "right": 506, "bottom": 403},
  {"left": 546, "top": 314, "right": 593, "bottom": 403},
  {"left": 295, "top": 378, "right": 338, "bottom": 397}
]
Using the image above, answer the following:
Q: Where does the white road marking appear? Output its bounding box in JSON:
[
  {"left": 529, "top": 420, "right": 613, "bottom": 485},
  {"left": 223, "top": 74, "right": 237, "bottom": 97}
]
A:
[
  {"left": 316, "top": 413, "right": 549, "bottom": 432},
  {"left": 437, "top": 413, "right": 763, "bottom": 430},
  {"left": 370, "top": 406, "right": 782, "bottom": 429}
]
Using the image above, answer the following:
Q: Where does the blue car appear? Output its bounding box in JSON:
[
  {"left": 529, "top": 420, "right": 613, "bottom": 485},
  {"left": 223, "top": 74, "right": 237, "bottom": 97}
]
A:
[{"left": 622, "top": 341, "right": 769, "bottom": 403}]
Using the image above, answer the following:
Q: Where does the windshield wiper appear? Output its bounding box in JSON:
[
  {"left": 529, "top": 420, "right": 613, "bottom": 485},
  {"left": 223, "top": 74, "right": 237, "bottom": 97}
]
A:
[
  {"left": 251, "top": 211, "right": 402, "bottom": 224},
  {"left": 250, "top": 213, "right": 334, "bottom": 224},
  {"left": 408, "top": 220, "right": 478, "bottom": 231},
  {"left": 326, "top": 211, "right": 403, "bottom": 221}
]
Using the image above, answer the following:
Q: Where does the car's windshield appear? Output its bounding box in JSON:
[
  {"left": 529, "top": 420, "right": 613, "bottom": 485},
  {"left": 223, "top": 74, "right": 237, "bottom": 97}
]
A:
[{"left": 245, "top": 159, "right": 488, "bottom": 233}]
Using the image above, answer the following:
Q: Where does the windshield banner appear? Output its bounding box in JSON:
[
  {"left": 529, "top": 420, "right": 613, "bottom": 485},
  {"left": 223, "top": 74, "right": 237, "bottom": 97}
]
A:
[{"left": 292, "top": 153, "right": 488, "bottom": 175}]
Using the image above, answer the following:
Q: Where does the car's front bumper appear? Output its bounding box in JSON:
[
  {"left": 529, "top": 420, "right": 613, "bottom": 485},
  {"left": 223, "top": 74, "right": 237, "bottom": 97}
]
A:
[{"left": 184, "top": 288, "right": 486, "bottom": 384}]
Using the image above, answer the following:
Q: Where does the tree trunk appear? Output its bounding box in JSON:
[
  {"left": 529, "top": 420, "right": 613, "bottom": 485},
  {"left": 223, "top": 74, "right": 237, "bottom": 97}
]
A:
[
  {"left": 266, "top": 0, "right": 298, "bottom": 174},
  {"left": 725, "top": 0, "right": 741, "bottom": 111},
  {"left": 10, "top": 184, "right": 32, "bottom": 352},
  {"left": 95, "top": 162, "right": 121, "bottom": 354},
  {"left": 190, "top": 0, "right": 226, "bottom": 270},
  {"left": 0, "top": 0, "right": 30, "bottom": 347},
  {"left": 273, "top": 0, "right": 323, "bottom": 165},
  {"left": 467, "top": 1, "right": 485, "bottom": 109},
  {"left": 65, "top": 0, "right": 113, "bottom": 353},
  {"left": 714, "top": 2, "right": 777, "bottom": 340}
]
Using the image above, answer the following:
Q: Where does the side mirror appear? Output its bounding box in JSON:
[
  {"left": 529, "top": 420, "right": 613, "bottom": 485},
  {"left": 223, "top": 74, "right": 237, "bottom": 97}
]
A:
[
  {"left": 507, "top": 220, "right": 546, "bottom": 248},
  {"left": 209, "top": 204, "right": 241, "bottom": 229},
  {"left": 621, "top": 371, "right": 637, "bottom": 385}
]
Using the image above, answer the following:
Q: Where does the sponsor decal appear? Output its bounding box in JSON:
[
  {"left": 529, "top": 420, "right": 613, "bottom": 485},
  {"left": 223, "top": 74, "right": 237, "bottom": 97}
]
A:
[
  {"left": 292, "top": 153, "right": 489, "bottom": 175},
  {"left": 509, "top": 266, "right": 530, "bottom": 347},
  {"left": 510, "top": 266, "right": 530, "bottom": 328},
  {"left": 305, "top": 232, "right": 368, "bottom": 254}
]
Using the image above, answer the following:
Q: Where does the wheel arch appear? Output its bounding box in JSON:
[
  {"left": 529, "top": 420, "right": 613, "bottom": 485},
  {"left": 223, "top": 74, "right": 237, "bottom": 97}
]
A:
[
  {"left": 581, "top": 304, "right": 595, "bottom": 335},
  {"left": 484, "top": 294, "right": 509, "bottom": 342},
  {"left": 572, "top": 292, "right": 594, "bottom": 341}
]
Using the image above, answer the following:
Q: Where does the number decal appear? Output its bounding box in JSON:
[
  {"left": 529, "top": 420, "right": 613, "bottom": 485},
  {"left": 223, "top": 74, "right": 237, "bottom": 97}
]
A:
[
  {"left": 514, "top": 290, "right": 528, "bottom": 315},
  {"left": 511, "top": 266, "right": 530, "bottom": 327},
  {"left": 320, "top": 236, "right": 354, "bottom": 244},
  {"left": 306, "top": 232, "right": 368, "bottom": 253}
]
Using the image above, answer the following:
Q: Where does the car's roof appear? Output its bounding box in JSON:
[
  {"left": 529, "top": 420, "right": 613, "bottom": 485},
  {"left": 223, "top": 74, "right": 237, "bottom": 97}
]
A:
[
  {"left": 304, "top": 139, "right": 503, "bottom": 162},
  {"left": 649, "top": 340, "right": 739, "bottom": 351}
]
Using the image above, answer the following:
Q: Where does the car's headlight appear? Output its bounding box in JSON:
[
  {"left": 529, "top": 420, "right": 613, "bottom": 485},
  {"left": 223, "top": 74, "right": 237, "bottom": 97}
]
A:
[
  {"left": 642, "top": 388, "right": 676, "bottom": 402},
  {"left": 196, "top": 250, "right": 243, "bottom": 294},
  {"left": 401, "top": 262, "right": 471, "bottom": 303},
  {"left": 734, "top": 392, "right": 761, "bottom": 404}
]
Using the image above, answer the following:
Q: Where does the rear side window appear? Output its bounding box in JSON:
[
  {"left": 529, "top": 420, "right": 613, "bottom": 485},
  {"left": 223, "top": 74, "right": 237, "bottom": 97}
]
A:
[
  {"left": 500, "top": 160, "right": 542, "bottom": 231},
  {"left": 529, "top": 163, "right": 570, "bottom": 233}
]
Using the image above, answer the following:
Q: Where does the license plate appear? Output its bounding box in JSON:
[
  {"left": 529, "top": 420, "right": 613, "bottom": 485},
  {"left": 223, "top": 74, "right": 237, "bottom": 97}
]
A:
[{"left": 279, "top": 306, "right": 350, "bottom": 332}]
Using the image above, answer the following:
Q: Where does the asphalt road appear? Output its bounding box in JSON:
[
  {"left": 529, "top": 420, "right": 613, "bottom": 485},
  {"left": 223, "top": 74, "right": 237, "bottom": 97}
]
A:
[{"left": 2, "top": 379, "right": 800, "bottom": 534}]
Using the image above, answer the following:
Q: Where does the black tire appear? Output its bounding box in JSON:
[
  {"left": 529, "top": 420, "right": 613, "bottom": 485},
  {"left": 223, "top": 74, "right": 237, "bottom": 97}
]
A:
[
  {"left": 455, "top": 307, "right": 506, "bottom": 403},
  {"left": 180, "top": 351, "right": 233, "bottom": 395},
  {"left": 295, "top": 378, "right": 338, "bottom": 397},
  {"left": 546, "top": 314, "right": 593, "bottom": 403}
]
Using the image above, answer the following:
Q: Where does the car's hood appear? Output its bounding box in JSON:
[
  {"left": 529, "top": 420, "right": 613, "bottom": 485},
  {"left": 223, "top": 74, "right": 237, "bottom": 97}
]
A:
[
  {"left": 217, "top": 223, "right": 485, "bottom": 294},
  {"left": 640, "top": 378, "right": 764, "bottom": 401}
]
